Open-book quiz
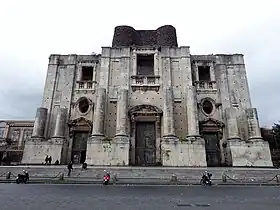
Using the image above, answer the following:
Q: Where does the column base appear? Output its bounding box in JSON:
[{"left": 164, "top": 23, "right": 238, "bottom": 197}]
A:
[
  {"left": 228, "top": 139, "right": 273, "bottom": 167},
  {"left": 161, "top": 137, "right": 207, "bottom": 167},
  {"left": 248, "top": 136, "right": 263, "bottom": 141},
  {"left": 227, "top": 136, "right": 242, "bottom": 141},
  {"left": 21, "top": 137, "right": 64, "bottom": 164},
  {"left": 186, "top": 135, "right": 204, "bottom": 143},
  {"left": 86, "top": 136, "right": 130, "bottom": 166},
  {"left": 163, "top": 135, "right": 179, "bottom": 143}
]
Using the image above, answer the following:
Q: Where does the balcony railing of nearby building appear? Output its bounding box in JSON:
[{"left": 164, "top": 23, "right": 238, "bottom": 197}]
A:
[{"left": 131, "top": 75, "right": 160, "bottom": 92}]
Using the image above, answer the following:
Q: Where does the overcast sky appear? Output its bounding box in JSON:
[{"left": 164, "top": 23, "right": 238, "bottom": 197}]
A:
[{"left": 0, "top": 0, "right": 279, "bottom": 127}]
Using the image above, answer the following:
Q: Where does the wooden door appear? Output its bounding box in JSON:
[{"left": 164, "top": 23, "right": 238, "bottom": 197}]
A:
[
  {"left": 203, "top": 133, "right": 221, "bottom": 167},
  {"left": 135, "top": 122, "right": 156, "bottom": 166},
  {"left": 72, "top": 132, "right": 88, "bottom": 164}
]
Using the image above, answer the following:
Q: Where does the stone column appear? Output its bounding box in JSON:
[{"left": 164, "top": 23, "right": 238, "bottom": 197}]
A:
[
  {"left": 225, "top": 107, "right": 241, "bottom": 140},
  {"left": 163, "top": 87, "right": 175, "bottom": 137},
  {"left": 52, "top": 108, "right": 68, "bottom": 138},
  {"left": 186, "top": 86, "right": 200, "bottom": 137},
  {"left": 91, "top": 88, "right": 106, "bottom": 136},
  {"left": 246, "top": 108, "right": 262, "bottom": 140},
  {"left": 32, "top": 107, "right": 48, "bottom": 138},
  {"left": 116, "top": 89, "right": 129, "bottom": 136}
]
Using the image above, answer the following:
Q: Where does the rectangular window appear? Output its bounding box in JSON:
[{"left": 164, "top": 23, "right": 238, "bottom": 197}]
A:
[
  {"left": 198, "top": 66, "right": 211, "bottom": 81},
  {"left": 81, "top": 66, "right": 93, "bottom": 81},
  {"left": 137, "top": 54, "right": 154, "bottom": 75}
]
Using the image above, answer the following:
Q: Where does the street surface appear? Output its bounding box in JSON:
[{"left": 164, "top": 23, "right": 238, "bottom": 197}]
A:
[{"left": 0, "top": 184, "right": 279, "bottom": 210}]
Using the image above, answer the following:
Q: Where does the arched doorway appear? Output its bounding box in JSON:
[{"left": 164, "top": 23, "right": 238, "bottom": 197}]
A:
[
  {"left": 199, "top": 118, "right": 224, "bottom": 167},
  {"left": 128, "top": 105, "right": 163, "bottom": 166},
  {"left": 68, "top": 117, "right": 92, "bottom": 164}
]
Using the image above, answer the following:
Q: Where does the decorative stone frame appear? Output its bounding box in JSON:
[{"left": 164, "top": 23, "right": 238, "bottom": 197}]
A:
[
  {"left": 128, "top": 104, "right": 163, "bottom": 165},
  {"left": 67, "top": 117, "right": 93, "bottom": 162},
  {"left": 198, "top": 97, "right": 221, "bottom": 117},
  {"left": 76, "top": 61, "right": 98, "bottom": 94},
  {"left": 199, "top": 118, "right": 224, "bottom": 136},
  {"left": 131, "top": 48, "right": 160, "bottom": 92},
  {"left": 74, "top": 97, "right": 94, "bottom": 116}
]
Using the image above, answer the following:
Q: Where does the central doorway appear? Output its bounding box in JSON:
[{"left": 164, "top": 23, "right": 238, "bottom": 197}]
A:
[
  {"left": 135, "top": 122, "right": 156, "bottom": 166},
  {"left": 72, "top": 132, "right": 88, "bottom": 164},
  {"left": 203, "top": 132, "right": 221, "bottom": 166}
]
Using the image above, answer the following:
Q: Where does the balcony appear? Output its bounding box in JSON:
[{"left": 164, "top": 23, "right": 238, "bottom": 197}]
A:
[
  {"left": 131, "top": 75, "right": 160, "bottom": 92},
  {"left": 195, "top": 81, "right": 217, "bottom": 93},
  {"left": 76, "top": 81, "right": 96, "bottom": 93}
]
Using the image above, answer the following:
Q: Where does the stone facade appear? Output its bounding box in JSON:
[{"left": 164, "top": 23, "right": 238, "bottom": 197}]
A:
[{"left": 5, "top": 25, "right": 273, "bottom": 167}]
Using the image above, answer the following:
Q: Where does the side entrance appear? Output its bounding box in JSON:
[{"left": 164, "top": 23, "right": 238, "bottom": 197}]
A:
[{"left": 135, "top": 122, "right": 156, "bottom": 166}]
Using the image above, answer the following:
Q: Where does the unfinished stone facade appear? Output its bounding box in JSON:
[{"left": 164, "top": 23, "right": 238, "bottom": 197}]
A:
[{"left": 21, "top": 25, "right": 272, "bottom": 167}]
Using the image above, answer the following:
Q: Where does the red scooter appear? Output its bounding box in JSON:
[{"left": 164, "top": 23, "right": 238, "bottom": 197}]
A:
[{"left": 103, "top": 172, "right": 110, "bottom": 185}]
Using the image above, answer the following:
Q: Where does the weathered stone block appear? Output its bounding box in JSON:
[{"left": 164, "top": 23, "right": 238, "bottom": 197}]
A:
[
  {"left": 228, "top": 140, "right": 273, "bottom": 167},
  {"left": 21, "top": 138, "right": 64, "bottom": 164},
  {"left": 161, "top": 139, "right": 207, "bottom": 167},
  {"left": 86, "top": 136, "right": 129, "bottom": 166}
]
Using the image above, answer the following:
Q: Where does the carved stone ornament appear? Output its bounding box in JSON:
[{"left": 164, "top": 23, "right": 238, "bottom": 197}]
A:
[
  {"left": 129, "top": 104, "right": 163, "bottom": 120},
  {"left": 199, "top": 118, "right": 224, "bottom": 138},
  {"left": 68, "top": 117, "right": 93, "bottom": 137}
]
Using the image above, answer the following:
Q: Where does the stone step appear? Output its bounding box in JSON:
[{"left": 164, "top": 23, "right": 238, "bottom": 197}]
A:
[{"left": 0, "top": 166, "right": 279, "bottom": 182}]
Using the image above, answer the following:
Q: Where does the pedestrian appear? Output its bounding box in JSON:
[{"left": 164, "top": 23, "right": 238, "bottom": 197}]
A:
[
  {"left": 49, "top": 156, "right": 52, "bottom": 165},
  {"left": 67, "top": 161, "right": 73, "bottom": 176},
  {"left": 45, "top": 155, "right": 48, "bottom": 165}
]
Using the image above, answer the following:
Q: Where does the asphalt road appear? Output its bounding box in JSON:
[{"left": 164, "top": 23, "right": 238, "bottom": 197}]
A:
[{"left": 0, "top": 184, "right": 279, "bottom": 210}]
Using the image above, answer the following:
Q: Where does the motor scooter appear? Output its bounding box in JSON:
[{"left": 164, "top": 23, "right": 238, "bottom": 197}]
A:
[
  {"left": 200, "top": 171, "right": 212, "bottom": 186},
  {"left": 103, "top": 172, "right": 110, "bottom": 185},
  {"left": 16, "top": 170, "right": 29, "bottom": 184}
]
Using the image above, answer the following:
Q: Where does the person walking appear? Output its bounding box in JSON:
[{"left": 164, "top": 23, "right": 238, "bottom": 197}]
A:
[{"left": 67, "top": 161, "right": 73, "bottom": 176}]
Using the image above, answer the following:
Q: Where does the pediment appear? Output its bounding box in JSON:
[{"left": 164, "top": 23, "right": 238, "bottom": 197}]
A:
[
  {"left": 68, "top": 117, "right": 92, "bottom": 127},
  {"left": 199, "top": 118, "right": 224, "bottom": 127},
  {"left": 129, "top": 104, "right": 163, "bottom": 115}
]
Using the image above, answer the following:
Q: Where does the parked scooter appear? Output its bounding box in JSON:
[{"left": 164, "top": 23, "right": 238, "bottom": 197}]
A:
[
  {"left": 103, "top": 171, "right": 110, "bottom": 185},
  {"left": 16, "top": 170, "right": 29, "bottom": 184},
  {"left": 200, "top": 171, "right": 212, "bottom": 186}
]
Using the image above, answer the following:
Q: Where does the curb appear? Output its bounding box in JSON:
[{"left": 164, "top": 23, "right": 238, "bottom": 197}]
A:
[{"left": 1, "top": 179, "right": 279, "bottom": 186}]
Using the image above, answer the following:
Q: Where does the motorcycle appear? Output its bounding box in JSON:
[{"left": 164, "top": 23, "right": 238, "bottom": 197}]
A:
[
  {"left": 16, "top": 170, "right": 29, "bottom": 184},
  {"left": 103, "top": 172, "right": 110, "bottom": 185},
  {"left": 200, "top": 172, "right": 212, "bottom": 186}
]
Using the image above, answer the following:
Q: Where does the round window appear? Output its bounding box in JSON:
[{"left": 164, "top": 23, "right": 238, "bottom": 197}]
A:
[
  {"left": 78, "top": 98, "right": 90, "bottom": 114},
  {"left": 202, "top": 100, "right": 214, "bottom": 115}
]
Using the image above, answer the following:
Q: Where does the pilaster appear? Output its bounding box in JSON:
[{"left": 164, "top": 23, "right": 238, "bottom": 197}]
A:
[
  {"left": 91, "top": 88, "right": 106, "bottom": 136},
  {"left": 115, "top": 89, "right": 129, "bottom": 137},
  {"left": 246, "top": 108, "right": 262, "bottom": 141},
  {"left": 163, "top": 87, "right": 175, "bottom": 137}
]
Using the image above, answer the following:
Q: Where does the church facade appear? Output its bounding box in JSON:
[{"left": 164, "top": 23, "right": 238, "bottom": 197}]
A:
[{"left": 20, "top": 25, "right": 272, "bottom": 167}]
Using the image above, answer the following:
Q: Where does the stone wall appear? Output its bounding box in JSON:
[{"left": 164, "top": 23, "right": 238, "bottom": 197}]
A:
[
  {"left": 21, "top": 139, "right": 63, "bottom": 164},
  {"left": 161, "top": 140, "right": 207, "bottom": 166}
]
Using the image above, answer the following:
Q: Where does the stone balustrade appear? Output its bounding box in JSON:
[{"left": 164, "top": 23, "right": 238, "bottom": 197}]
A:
[
  {"left": 76, "top": 81, "right": 96, "bottom": 90},
  {"left": 195, "top": 81, "right": 217, "bottom": 90},
  {"left": 131, "top": 75, "right": 160, "bottom": 92},
  {"left": 131, "top": 75, "right": 160, "bottom": 85}
]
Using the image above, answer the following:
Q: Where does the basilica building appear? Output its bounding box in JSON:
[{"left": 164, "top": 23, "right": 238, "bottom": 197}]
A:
[{"left": 8, "top": 25, "right": 272, "bottom": 167}]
